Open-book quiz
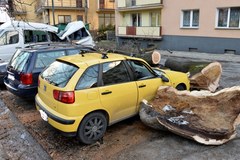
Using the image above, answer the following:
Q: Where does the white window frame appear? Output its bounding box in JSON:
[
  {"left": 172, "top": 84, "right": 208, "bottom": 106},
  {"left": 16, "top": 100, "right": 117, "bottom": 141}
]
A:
[
  {"left": 181, "top": 9, "right": 199, "bottom": 28},
  {"left": 150, "top": 12, "right": 161, "bottom": 27},
  {"left": 216, "top": 7, "right": 240, "bottom": 29}
]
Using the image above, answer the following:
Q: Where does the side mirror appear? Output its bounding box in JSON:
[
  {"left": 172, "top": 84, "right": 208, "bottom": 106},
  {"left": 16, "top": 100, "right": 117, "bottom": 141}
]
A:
[{"left": 161, "top": 75, "right": 169, "bottom": 82}]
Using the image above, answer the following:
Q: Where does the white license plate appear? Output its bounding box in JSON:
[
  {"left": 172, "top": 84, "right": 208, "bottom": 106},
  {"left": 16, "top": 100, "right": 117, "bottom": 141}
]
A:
[
  {"left": 39, "top": 110, "right": 48, "bottom": 122},
  {"left": 8, "top": 74, "right": 15, "bottom": 81}
]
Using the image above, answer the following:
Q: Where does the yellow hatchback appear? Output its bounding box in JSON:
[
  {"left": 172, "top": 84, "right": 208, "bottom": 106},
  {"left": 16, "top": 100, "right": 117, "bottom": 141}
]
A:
[{"left": 36, "top": 53, "right": 190, "bottom": 144}]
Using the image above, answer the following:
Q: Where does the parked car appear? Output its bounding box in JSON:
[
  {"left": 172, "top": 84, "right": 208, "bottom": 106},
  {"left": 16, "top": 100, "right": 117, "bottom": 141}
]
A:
[
  {"left": 4, "top": 43, "right": 96, "bottom": 98},
  {"left": 0, "top": 60, "right": 7, "bottom": 85},
  {"left": 35, "top": 52, "right": 190, "bottom": 144},
  {"left": 0, "top": 20, "right": 94, "bottom": 62}
]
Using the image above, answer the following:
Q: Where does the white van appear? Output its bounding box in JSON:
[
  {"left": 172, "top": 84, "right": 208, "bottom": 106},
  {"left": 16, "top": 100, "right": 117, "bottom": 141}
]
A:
[
  {"left": 0, "top": 20, "right": 95, "bottom": 62},
  {"left": 0, "top": 21, "right": 59, "bottom": 61}
]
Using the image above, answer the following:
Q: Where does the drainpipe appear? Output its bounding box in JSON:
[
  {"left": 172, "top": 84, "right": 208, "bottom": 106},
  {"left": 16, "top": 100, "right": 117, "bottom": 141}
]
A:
[
  {"left": 52, "top": 0, "right": 55, "bottom": 25},
  {"left": 84, "top": 0, "right": 88, "bottom": 23}
]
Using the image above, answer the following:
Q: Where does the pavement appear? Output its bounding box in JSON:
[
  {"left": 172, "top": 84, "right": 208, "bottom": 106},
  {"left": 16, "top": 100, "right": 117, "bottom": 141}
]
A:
[
  {"left": 0, "top": 98, "right": 51, "bottom": 160},
  {"left": 159, "top": 50, "right": 240, "bottom": 62},
  {"left": 0, "top": 50, "right": 239, "bottom": 159}
]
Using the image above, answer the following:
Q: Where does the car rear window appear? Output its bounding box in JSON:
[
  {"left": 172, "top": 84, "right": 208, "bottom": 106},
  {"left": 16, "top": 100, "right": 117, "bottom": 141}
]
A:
[
  {"left": 35, "top": 51, "right": 65, "bottom": 68},
  {"left": 41, "top": 60, "right": 78, "bottom": 88},
  {"left": 9, "top": 50, "right": 31, "bottom": 72}
]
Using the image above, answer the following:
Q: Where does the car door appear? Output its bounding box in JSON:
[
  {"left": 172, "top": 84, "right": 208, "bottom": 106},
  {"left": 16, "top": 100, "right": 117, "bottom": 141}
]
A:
[
  {"left": 99, "top": 60, "right": 138, "bottom": 123},
  {"left": 127, "top": 60, "right": 163, "bottom": 105}
]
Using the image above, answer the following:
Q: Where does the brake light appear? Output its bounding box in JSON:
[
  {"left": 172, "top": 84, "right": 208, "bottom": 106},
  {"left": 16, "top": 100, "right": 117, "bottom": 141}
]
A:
[
  {"left": 53, "top": 90, "right": 75, "bottom": 104},
  {"left": 20, "top": 73, "right": 33, "bottom": 85}
]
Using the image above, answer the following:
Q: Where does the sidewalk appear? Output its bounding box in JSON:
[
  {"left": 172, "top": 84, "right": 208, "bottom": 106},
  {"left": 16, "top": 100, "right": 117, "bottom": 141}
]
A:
[
  {"left": 159, "top": 50, "right": 240, "bottom": 62},
  {"left": 0, "top": 99, "right": 50, "bottom": 160}
]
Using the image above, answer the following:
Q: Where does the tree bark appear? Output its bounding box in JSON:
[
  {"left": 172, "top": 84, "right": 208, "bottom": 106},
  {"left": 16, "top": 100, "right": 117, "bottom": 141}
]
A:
[{"left": 164, "top": 58, "right": 222, "bottom": 92}]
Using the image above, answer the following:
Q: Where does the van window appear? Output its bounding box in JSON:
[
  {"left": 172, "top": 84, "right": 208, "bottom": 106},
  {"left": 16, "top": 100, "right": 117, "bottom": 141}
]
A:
[
  {"left": 24, "top": 30, "right": 49, "bottom": 43},
  {"left": 35, "top": 51, "right": 65, "bottom": 69},
  {"left": 0, "top": 31, "right": 19, "bottom": 45}
]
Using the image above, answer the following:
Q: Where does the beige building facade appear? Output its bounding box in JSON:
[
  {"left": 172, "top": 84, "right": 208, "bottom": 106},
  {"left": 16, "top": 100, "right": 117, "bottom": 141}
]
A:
[
  {"left": 116, "top": 0, "right": 240, "bottom": 54},
  {"left": 116, "top": 0, "right": 163, "bottom": 39},
  {"left": 35, "top": 0, "right": 115, "bottom": 30}
]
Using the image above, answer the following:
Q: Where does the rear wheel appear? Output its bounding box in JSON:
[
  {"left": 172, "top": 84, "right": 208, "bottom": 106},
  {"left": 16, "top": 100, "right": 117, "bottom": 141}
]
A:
[{"left": 78, "top": 112, "right": 107, "bottom": 144}]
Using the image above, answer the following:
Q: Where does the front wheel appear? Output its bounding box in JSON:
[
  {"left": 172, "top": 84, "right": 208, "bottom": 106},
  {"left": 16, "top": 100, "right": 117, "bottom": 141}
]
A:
[{"left": 78, "top": 112, "right": 107, "bottom": 144}]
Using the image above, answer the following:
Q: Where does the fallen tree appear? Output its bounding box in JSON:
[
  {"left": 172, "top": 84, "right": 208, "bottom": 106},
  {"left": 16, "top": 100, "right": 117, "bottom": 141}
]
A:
[
  {"left": 140, "top": 86, "right": 240, "bottom": 145},
  {"left": 165, "top": 58, "right": 222, "bottom": 92}
]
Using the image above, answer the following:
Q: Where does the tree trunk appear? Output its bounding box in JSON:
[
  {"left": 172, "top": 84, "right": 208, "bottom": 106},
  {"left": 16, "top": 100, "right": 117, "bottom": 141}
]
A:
[{"left": 164, "top": 58, "right": 222, "bottom": 92}]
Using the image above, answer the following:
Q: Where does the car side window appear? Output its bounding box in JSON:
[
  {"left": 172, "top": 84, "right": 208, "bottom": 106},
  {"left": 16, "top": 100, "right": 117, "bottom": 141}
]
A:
[
  {"left": 76, "top": 65, "right": 99, "bottom": 90},
  {"left": 67, "top": 49, "right": 80, "bottom": 55},
  {"left": 102, "top": 61, "right": 131, "bottom": 86},
  {"left": 127, "top": 60, "right": 155, "bottom": 80},
  {"left": 35, "top": 51, "right": 66, "bottom": 68},
  {"left": 0, "top": 31, "right": 19, "bottom": 45},
  {"left": 24, "top": 30, "right": 48, "bottom": 43}
]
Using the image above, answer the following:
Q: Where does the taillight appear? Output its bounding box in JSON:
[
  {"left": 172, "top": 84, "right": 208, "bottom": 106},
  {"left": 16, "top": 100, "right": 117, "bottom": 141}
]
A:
[
  {"left": 20, "top": 73, "right": 33, "bottom": 85},
  {"left": 53, "top": 90, "right": 75, "bottom": 104}
]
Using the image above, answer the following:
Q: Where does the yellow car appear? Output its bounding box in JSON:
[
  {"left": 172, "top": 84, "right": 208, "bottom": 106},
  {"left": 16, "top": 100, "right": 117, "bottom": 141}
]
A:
[{"left": 36, "top": 53, "right": 189, "bottom": 144}]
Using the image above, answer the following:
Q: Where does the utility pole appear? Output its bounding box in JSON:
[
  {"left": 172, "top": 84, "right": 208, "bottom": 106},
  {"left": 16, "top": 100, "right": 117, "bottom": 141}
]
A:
[
  {"left": 84, "top": 0, "right": 88, "bottom": 24},
  {"left": 52, "top": 0, "right": 55, "bottom": 25}
]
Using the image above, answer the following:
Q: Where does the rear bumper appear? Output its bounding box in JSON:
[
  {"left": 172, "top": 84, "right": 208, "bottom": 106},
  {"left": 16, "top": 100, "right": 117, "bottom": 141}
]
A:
[
  {"left": 35, "top": 95, "right": 83, "bottom": 134},
  {"left": 4, "top": 79, "right": 37, "bottom": 98}
]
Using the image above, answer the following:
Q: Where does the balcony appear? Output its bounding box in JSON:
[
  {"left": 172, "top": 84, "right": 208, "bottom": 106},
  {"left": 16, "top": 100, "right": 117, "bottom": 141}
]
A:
[
  {"left": 36, "top": 0, "right": 85, "bottom": 13},
  {"left": 97, "top": 0, "right": 115, "bottom": 13},
  {"left": 118, "top": 0, "right": 163, "bottom": 12},
  {"left": 118, "top": 26, "right": 162, "bottom": 39}
]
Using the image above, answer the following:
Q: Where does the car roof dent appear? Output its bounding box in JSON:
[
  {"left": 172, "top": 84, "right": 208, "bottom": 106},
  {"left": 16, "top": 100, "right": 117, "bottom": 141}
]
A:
[
  {"left": 0, "top": 20, "right": 58, "bottom": 33},
  {"left": 57, "top": 21, "right": 95, "bottom": 47}
]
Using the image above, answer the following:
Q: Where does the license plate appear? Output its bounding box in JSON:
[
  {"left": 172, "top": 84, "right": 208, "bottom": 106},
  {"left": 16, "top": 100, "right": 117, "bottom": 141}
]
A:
[
  {"left": 8, "top": 74, "right": 15, "bottom": 81},
  {"left": 39, "top": 110, "right": 48, "bottom": 121}
]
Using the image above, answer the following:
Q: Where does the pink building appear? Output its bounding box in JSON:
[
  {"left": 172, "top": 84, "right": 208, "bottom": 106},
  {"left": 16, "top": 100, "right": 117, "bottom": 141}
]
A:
[{"left": 116, "top": 0, "right": 240, "bottom": 54}]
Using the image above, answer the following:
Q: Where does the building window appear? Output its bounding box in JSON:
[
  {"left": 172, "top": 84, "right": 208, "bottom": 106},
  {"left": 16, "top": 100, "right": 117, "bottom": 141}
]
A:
[
  {"left": 181, "top": 10, "right": 199, "bottom": 28},
  {"left": 77, "top": 15, "right": 83, "bottom": 21},
  {"left": 150, "top": 12, "right": 161, "bottom": 27},
  {"left": 58, "top": 15, "right": 71, "bottom": 24},
  {"left": 217, "top": 7, "right": 240, "bottom": 28},
  {"left": 99, "top": 13, "right": 115, "bottom": 28},
  {"left": 132, "top": 13, "right": 141, "bottom": 27}
]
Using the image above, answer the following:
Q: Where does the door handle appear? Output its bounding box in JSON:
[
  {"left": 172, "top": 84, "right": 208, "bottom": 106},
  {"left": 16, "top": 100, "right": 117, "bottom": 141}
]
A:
[
  {"left": 101, "top": 91, "right": 112, "bottom": 95},
  {"left": 139, "top": 84, "right": 146, "bottom": 88}
]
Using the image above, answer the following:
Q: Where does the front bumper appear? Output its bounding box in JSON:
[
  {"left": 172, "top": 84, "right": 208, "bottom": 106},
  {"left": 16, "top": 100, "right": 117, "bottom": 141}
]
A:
[{"left": 35, "top": 95, "right": 83, "bottom": 134}]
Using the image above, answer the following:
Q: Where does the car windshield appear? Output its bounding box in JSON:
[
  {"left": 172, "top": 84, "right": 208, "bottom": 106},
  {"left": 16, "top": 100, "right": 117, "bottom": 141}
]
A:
[
  {"left": 41, "top": 60, "right": 78, "bottom": 88},
  {"left": 9, "top": 50, "right": 31, "bottom": 72}
]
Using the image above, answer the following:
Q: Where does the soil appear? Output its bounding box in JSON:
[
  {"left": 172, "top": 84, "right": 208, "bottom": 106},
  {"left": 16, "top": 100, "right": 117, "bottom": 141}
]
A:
[{"left": 0, "top": 90, "right": 160, "bottom": 160}]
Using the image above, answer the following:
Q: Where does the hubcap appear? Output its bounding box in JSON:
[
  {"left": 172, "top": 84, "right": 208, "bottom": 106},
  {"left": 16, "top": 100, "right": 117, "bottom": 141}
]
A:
[{"left": 84, "top": 117, "right": 104, "bottom": 140}]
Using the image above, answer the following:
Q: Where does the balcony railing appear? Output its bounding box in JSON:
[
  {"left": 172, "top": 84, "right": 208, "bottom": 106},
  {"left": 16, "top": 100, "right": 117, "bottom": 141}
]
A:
[
  {"left": 36, "top": 0, "right": 85, "bottom": 13},
  {"left": 118, "top": 26, "right": 162, "bottom": 38},
  {"left": 98, "top": 0, "right": 115, "bottom": 12},
  {"left": 118, "top": 0, "right": 163, "bottom": 11}
]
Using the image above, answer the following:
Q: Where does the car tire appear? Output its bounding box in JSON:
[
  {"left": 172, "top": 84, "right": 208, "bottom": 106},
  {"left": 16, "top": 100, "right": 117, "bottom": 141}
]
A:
[
  {"left": 78, "top": 112, "right": 107, "bottom": 145},
  {"left": 176, "top": 84, "right": 186, "bottom": 91}
]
